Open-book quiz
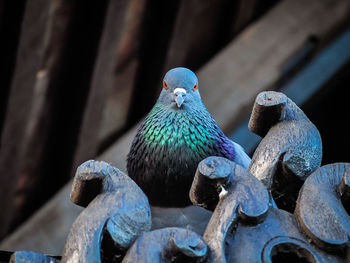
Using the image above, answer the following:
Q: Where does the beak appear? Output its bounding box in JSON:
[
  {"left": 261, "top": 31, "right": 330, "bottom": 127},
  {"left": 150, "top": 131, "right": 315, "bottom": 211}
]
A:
[{"left": 174, "top": 88, "right": 187, "bottom": 108}]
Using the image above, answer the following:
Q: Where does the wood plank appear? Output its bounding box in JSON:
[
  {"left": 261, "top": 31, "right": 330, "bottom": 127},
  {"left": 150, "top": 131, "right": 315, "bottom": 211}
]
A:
[
  {"left": 97, "top": 0, "right": 147, "bottom": 149},
  {"left": 198, "top": 0, "right": 350, "bottom": 133},
  {"left": 97, "top": 60, "right": 138, "bottom": 144},
  {"left": 231, "top": 27, "right": 350, "bottom": 154},
  {"left": 162, "top": 0, "right": 259, "bottom": 74},
  {"left": 0, "top": 128, "right": 136, "bottom": 255},
  {"left": 230, "top": 0, "right": 257, "bottom": 34},
  {"left": 162, "top": 0, "right": 232, "bottom": 72},
  {"left": 125, "top": 1, "right": 180, "bottom": 126},
  {"left": 1, "top": 0, "right": 350, "bottom": 254},
  {"left": 73, "top": 0, "right": 145, "bottom": 171},
  {"left": 0, "top": 0, "right": 74, "bottom": 238},
  {"left": 0, "top": 0, "right": 109, "bottom": 237},
  {"left": 0, "top": 0, "right": 26, "bottom": 137}
]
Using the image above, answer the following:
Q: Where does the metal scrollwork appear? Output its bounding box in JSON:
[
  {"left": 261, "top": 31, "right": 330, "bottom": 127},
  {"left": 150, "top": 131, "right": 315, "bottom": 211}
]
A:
[
  {"left": 2, "top": 91, "right": 349, "bottom": 262},
  {"left": 61, "top": 160, "right": 152, "bottom": 263},
  {"left": 190, "top": 156, "right": 270, "bottom": 262},
  {"left": 248, "top": 91, "right": 322, "bottom": 211},
  {"left": 122, "top": 227, "right": 207, "bottom": 263},
  {"left": 295, "top": 163, "right": 350, "bottom": 252},
  {"left": 9, "top": 251, "right": 59, "bottom": 263}
]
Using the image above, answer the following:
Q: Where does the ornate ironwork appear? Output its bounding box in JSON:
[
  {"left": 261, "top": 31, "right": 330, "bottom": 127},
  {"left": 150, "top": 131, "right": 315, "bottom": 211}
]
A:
[{"left": 2, "top": 91, "right": 349, "bottom": 262}]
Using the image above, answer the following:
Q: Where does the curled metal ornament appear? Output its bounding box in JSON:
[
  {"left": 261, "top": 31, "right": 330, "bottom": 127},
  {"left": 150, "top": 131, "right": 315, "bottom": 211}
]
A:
[
  {"left": 4, "top": 92, "right": 350, "bottom": 262},
  {"left": 10, "top": 251, "right": 59, "bottom": 263},
  {"left": 295, "top": 163, "right": 350, "bottom": 252},
  {"left": 61, "top": 160, "right": 152, "bottom": 263},
  {"left": 225, "top": 207, "right": 342, "bottom": 263},
  {"left": 189, "top": 156, "right": 343, "bottom": 262},
  {"left": 122, "top": 227, "right": 207, "bottom": 263},
  {"left": 248, "top": 91, "right": 322, "bottom": 210},
  {"left": 190, "top": 156, "right": 270, "bottom": 262}
]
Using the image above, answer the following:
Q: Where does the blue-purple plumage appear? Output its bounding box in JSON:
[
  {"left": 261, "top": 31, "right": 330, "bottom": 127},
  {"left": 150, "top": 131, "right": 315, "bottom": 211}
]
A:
[{"left": 127, "top": 68, "right": 250, "bottom": 206}]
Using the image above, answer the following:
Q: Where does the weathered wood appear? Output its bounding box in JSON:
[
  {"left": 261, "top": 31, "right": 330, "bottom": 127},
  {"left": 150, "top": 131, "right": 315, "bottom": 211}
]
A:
[
  {"left": 125, "top": 1, "right": 180, "bottom": 125},
  {"left": 98, "top": 60, "right": 138, "bottom": 146},
  {"left": 230, "top": 26, "right": 350, "bottom": 156},
  {"left": 162, "top": 0, "right": 259, "bottom": 74},
  {"left": 198, "top": 0, "right": 350, "bottom": 133},
  {"left": 73, "top": 0, "right": 137, "bottom": 171},
  {"left": 0, "top": 1, "right": 26, "bottom": 138},
  {"left": 0, "top": 0, "right": 75, "bottom": 238},
  {"left": 77, "top": 0, "right": 147, "bottom": 153},
  {"left": 162, "top": 0, "right": 225, "bottom": 71},
  {"left": 0, "top": 0, "right": 111, "bottom": 236},
  {"left": 229, "top": 0, "right": 257, "bottom": 34},
  {"left": 0, "top": 183, "right": 83, "bottom": 255}
]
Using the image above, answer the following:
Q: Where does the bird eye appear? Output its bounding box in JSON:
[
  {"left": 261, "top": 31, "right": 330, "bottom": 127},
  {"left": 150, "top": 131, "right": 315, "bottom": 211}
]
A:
[
  {"left": 163, "top": 81, "right": 168, "bottom": 90},
  {"left": 193, "top": 83, "right": 198, "bottom": 91}
]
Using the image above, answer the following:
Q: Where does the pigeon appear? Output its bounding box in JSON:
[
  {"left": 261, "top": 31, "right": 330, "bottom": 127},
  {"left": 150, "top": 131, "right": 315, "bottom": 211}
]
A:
[{"left": 127, "top": 67, "right": 251, "bottom": 207}]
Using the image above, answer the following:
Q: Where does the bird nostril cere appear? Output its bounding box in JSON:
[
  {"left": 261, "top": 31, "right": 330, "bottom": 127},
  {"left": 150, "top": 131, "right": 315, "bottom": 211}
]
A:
[{"left": 174, "top": 88, "right": 187, "bottom": 95}]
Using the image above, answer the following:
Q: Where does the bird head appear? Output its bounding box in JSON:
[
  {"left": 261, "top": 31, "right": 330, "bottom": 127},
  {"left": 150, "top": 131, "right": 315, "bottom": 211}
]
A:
[{"left": 157, "top": 67, "right": 202, "bottom": 109}]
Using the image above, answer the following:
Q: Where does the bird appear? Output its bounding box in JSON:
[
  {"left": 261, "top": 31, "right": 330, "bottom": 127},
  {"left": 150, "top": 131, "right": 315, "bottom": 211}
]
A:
[{"left": 127, "top": 67, "right": 251, "bottom": 207}]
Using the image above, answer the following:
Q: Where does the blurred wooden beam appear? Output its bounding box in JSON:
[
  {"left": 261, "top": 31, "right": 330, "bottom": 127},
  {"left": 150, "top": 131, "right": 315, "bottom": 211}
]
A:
[
  {"left": 0, "top": 0, "right": 26, "bottom": 137},
  {"left": 0, "top": 128, "right": 135, "bottom": 255},
  {"left": 125, "top": 0, "right": 259, "bottom": 129},
  {"left": 73, "top": 0, "right": 146, "bottom": 171},
  {"left": 162, "top": 0, "right": 257, "bottom": 73},
  {"left": 162, "top": 0, "right": 224, "bottom": 71},
  {"left": 0, "top": 0, "right": 110, "bottom": 238},
  {"left": 100, "top": 0, "right": 260, "bottom": 145},
  {"left": 231, "top": 26, "right": 350, "bottom": 154},
  {"left": 0, "top": 0, "right": 75, "bottom": 239},
  {"left": 230, "top": 0, "right": 257, "bottom": 33},
  {"left": 125, "top": 1, "right": 180, "bottom": 127},
  {"left": 199, "top": 0, "right": 350, "bottom": 133},
  {"left": 1, "top": 0, "right": 350, "bottom": 255},
  {"left": 87, "top": 0, "right": 148, "bottom": 151}
]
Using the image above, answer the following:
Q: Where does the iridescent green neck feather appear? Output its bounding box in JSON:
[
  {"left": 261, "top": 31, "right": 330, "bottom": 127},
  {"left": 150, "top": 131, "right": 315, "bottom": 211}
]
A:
[
  {"left": 143, "top": 103, "right": 216, "bottom": 157},
  {"left": 127, "top": 101, "right": 236, "bottom": 206},
  {"left": 127, "top": 67, "right": 250, "bottom": 207}
]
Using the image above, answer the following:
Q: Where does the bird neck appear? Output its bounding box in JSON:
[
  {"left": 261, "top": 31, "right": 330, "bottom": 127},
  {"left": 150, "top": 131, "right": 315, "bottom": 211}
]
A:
[{"left": 141, "top": 102, "right": 226, "bottom": 152}]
